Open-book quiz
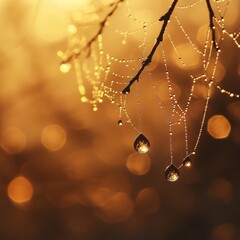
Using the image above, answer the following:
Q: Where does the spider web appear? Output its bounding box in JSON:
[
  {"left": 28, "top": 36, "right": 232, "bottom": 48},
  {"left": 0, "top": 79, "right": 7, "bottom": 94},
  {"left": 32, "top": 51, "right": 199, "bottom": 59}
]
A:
[{"left": 59, "top": 0, "right": 240, "bottom": 180}]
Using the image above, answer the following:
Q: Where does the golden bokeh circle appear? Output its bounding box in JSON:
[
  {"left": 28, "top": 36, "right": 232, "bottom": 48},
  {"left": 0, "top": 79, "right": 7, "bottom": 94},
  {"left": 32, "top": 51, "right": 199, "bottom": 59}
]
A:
[
  {"left": 8, "top": 176, "right": 33, "bottom": 204},
  {"left": 1, "top": 127, "right": 26, "bottom": 154},
  {"left": 207, "top": 115, "right": 231, "bottom": 139},
  {"left": 95, "top": 192, "right": 134, "bottom": 223},
  {"left": 126, "top": 152, "right": 151, "bottom": 175},
  {"left": 208, "top": 178, "right": 233, "bottom": 203},
  {"left": 136, "top": 187, "right": 160, "bottom": 214},
  {"left": 41, "top": 124, "right": 67, "bottom": 151}
]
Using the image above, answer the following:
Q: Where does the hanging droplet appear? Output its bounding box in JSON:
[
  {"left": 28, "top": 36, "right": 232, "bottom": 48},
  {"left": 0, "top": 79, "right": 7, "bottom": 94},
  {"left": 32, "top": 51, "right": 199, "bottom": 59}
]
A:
[
  {"left": 134, "top": 134, "right": 150, "bottom": 154},
  {"left": 182, "top": 156, "right": 192, "bottom": 168},
  {"left": 118, "top": 120, "right": 123, "bottom": 126},
  {"left": 165, "top": 164, "right": 180, "bottom": 182},
  {"left": 60, "top": 62, "right": 71, "bottom": 73},
  {"left": 122, "top": 85, "right": 130, "bottom": 95},
  {"left": 122, "top": 39, "right": 126, "bottom": 45}
]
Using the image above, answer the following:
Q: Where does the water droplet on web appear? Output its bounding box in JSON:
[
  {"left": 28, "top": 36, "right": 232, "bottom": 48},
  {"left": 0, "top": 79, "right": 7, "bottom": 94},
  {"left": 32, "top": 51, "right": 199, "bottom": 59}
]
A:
[
  {"left": 118, "top": 120, "right": 123, "bottom": 126},
  {"left": 182, "top": 156, "right": 192, "bottom": 167},
  {"left": 122, "top": 86, "right": 130, "bottom": 95},
  {"left": 60, "top": 62, "right": 71, "bottom": 73},
  {"left": 134, "top": 134, "right": 150, "bottom": 153},
  {"left": 165, "top": 164, "right": 180, "bottom": 182}
]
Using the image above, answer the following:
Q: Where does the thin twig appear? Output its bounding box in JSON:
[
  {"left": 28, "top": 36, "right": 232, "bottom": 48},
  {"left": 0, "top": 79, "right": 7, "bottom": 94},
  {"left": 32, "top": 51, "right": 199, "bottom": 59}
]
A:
[
  {"left": 205, "top": 0, "right": 219, "bottom": 50},
  {"left": 62, "top": 0, "right": 124, "bottom": 64},
  {"left": 122, "top": 0, "right": 178, "bottom": 94}
]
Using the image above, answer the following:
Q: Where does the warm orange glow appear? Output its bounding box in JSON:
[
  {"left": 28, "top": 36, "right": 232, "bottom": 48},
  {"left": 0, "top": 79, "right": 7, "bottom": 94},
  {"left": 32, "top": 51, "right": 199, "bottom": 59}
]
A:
[
  {"left": 192, "top": 83, "right": 209, "bottom": 99},
  {"left": 54, "top": 0, "right": 90, "bottom": 9},
  {"left": 228, "top": 101, "right": 240, "bottom": 121},
  {"left": 47, "top": 193, "right": 78, "bottom": 209},
  {"left": 41, "top": 124, "right": 67, "bottom": 151},
  {"left": 207, "top": 115, "right": 231, "bottom": 139},
  {"left": 1, "top": 127, "right": 26, "bottom": 154},
  {"left": 158, "top": 81, "right": 181, "bottom": 102},
  {"left": 208, "top": 178, "right": 233, "bottom": 203},
  {"left": 136, "top": 188, "right": 160, "bottom": 214},
  {"left": 8, "top": 176, "right": 33, "bottom": 204},
  {"left": 172, "top": 43, "right": 201, "bottom": 69},
  {"left": 95, "top": 192, "right": 134, "bottom": 223},
  {"left": 126, "top": 152, "right": 151, "bottom": 175},
  {"left": 211, "top": 223, "right": 237, "bottom": 240},
  {"left": 0, "top": 0, "right": 239, "bottom": 235},
  {"left": 78, "top": 179, "right": 113, "bottom": 207},
  {"left": 86, "top": 187, "right": 112, "bottom": 207},
  {"left": 32, "top": 3, "right": 68, "bottom": 43},
  {"left": 206, "top": 60, "right": 226, "bottom": 83},
  {"left": 197, "top": 24, "right": 209, "bottom": 45},
  {"left": 67, "top": 24, "right": 77, "bottom": 34}
]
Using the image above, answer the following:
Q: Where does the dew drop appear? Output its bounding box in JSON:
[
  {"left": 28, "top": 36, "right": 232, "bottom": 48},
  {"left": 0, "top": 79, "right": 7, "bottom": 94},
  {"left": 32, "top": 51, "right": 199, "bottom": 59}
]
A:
[
  {"left": 118, "top": 120, "right": 123, "bottom": 126},
  {"left": 165, "top": 164, "right": 180, "bottom": 182},
  {"left": 93, "top": 106, "right": 98, "bottom": 112},
  {"left": 122, "top": 86, "right": 130, "bottom": 95},
  {"left": 60, "top": 62, "right": 71, "bottom": 73},
  {"left": 134, "top": 134, "right": 150, "bottom": 154},
  {"left": 182, "top": 156, "right": 192, "bottom": 168}
]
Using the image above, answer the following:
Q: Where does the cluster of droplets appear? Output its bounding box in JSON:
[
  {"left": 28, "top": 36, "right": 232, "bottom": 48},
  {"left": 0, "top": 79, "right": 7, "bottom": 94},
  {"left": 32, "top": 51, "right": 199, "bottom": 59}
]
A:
[
  {"left": 130, "top": 131, "right": 193, "bottom": 182},
  {"left": 59, "top": 0, "right": 239, "bottom": 182}
]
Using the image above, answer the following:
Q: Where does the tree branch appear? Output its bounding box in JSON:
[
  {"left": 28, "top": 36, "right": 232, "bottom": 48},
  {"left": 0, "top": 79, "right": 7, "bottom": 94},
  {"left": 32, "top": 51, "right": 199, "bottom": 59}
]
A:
[
  {"left": 62, "top": 0, "right": 124, "bottom": 64},
  {"left": 205, "top": 0, "right": 219, "bottom": 50},
  {"left": 122, "top": 0, "right": 178, "bottom": 95}
]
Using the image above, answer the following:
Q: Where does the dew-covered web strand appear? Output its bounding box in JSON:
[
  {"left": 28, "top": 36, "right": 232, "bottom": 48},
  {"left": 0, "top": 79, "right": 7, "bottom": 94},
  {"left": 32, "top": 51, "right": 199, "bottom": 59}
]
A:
[{"left": 60, "top": 0, "right": 240, "bottom": 180}]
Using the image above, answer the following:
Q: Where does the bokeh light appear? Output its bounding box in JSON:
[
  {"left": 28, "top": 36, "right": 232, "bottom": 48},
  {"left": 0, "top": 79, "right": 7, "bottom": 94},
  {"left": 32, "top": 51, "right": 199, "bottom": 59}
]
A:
[
  {"left": 172, "top": 43, "right": 201, "bottom": 69},
  {"left": 126, "top": 152, "right": 151, "bottom": 175},
  {"left": 211, "top": 223, "right": 237, "bottom": 240},
  {"left": 95, "top": 192, "right": 134, "bottom": 223},
  {"left": 192, "top": 83, "right": 209, "bottom": 100},
  {"left": 158, "top": 81, "right": 181, "bottom": 102},
  {"left": 60, "top": 62, "right": 71, "bottom": 73},
  {"left": 207, "top": 115, "right": 231, "bottom": 139},
  {"left": 8, "top": 176, "right": 33, "bottom": 204},
  {"left": 1, "top": 127, "right": 26, "bottom": 154},
  {"left": 0, "top": 0, "right": 239, "bottom": 238},
  {"left": 227, "top": 101, "right": 240, "bottom": 121},
  {"left": 207, "top": 178, "right": 233, "bottom": 203},
  {"left": 136, "top": 188, "right": 160, "bottom": 214},
  {"left": 41, "top": 124, "right": 67, "bottom": 151},
  {"left": 206, "top": 60, "right": 226, "bottom": 83},
  {"left": 78, "top": 179, "right": 113, "bottom": 207}
]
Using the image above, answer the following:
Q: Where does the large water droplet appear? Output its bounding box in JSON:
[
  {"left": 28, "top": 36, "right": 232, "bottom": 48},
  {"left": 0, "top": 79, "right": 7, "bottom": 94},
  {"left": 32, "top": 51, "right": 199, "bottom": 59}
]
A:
[
  {"left": 134, "top": 134, "right": 150, "bottom": 153},
  {"left": 182, "top": 156, "right": 192, "bottom": 168},
  {"left": 165, "top": 164, "right": 180, "bottom": 182}
]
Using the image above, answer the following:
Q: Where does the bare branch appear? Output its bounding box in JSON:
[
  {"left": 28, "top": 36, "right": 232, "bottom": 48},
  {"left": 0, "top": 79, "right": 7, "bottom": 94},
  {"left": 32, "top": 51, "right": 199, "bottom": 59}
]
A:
[
  {"left": 122, "top": 0, "right": 178, "bottom": 95},
  {"left": 62, "top": 0, "right": 124, "bottom": 64},
  {"left": 205, "top": 0, "right": 219, "bottom": 50}
]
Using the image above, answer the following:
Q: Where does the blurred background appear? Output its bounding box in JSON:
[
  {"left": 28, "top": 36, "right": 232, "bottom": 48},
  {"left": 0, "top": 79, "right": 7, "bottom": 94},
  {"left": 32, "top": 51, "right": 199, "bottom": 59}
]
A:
[{"left": 0, "top": 0, "right": 240, "bottom": 239}]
